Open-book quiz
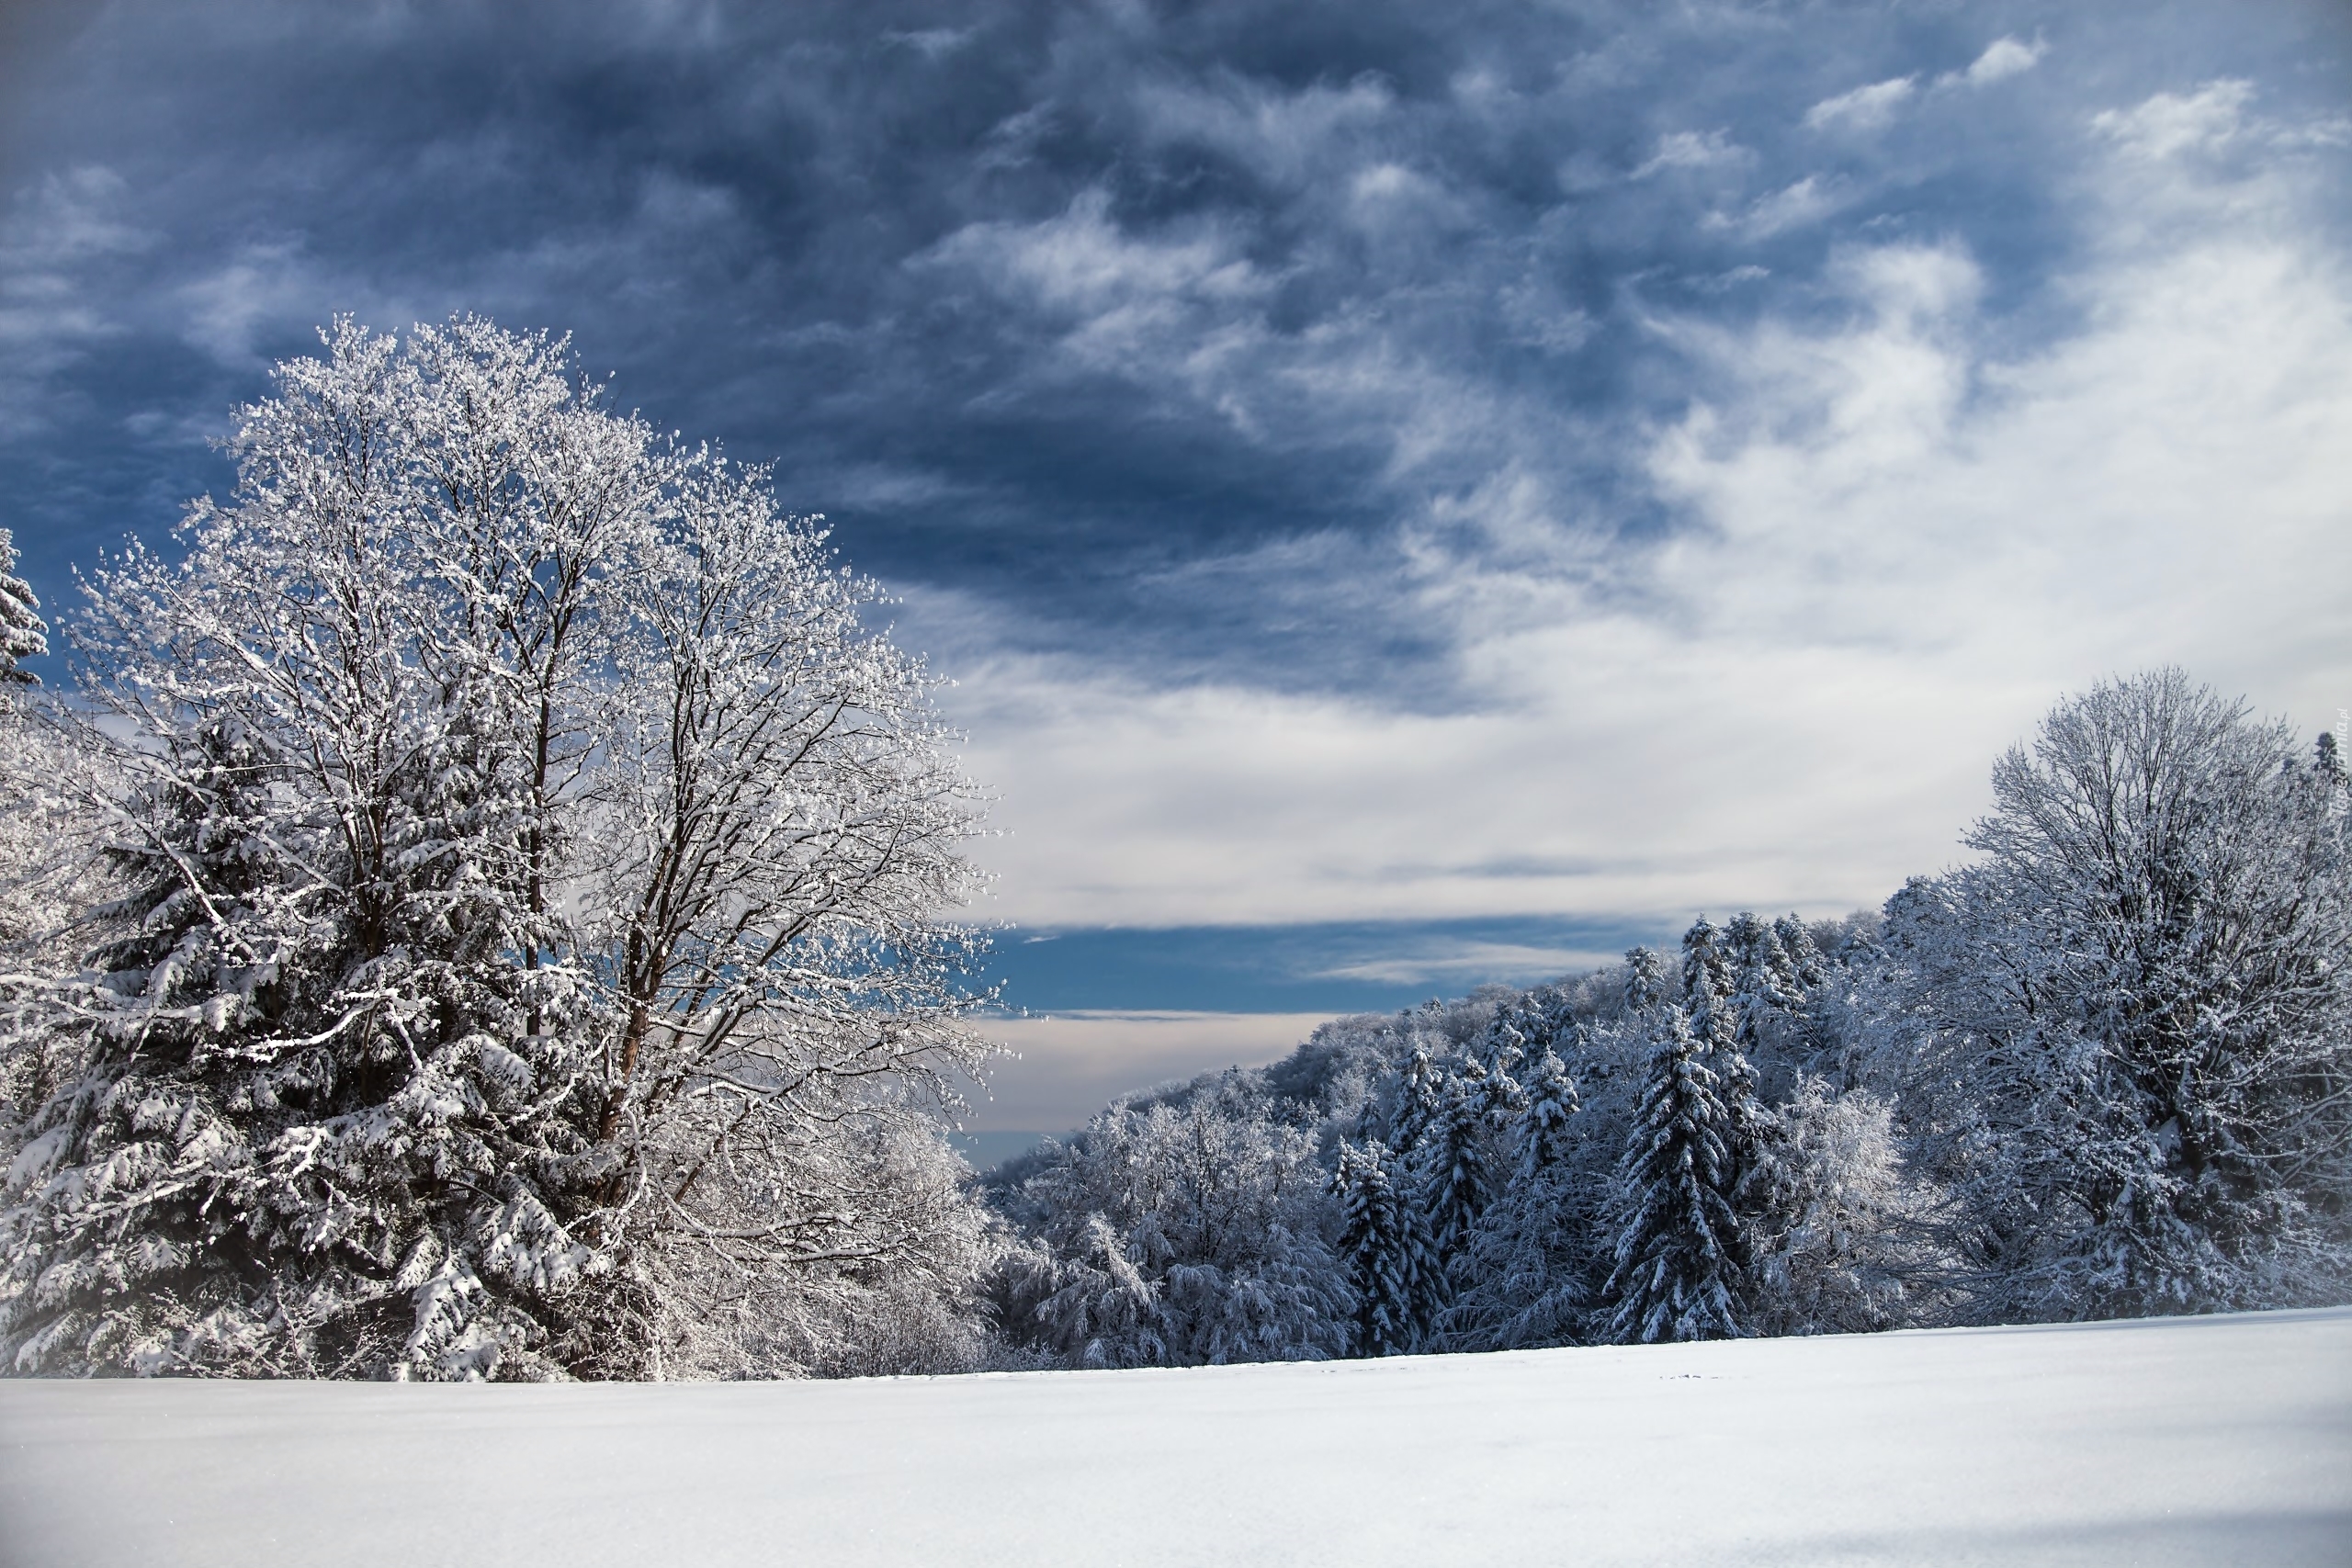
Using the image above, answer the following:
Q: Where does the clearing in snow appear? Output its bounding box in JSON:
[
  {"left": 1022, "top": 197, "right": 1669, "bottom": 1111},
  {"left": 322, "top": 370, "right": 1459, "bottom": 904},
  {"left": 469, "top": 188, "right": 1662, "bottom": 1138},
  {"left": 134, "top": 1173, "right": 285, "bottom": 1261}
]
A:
[{"left": 3, "top": 1307, "right": 2348, "bottom": 1567}]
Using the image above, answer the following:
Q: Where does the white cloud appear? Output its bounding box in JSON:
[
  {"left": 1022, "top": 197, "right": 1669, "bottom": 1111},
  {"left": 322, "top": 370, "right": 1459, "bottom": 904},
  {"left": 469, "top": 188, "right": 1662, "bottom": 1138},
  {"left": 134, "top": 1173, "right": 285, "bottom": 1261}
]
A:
[
  {"left": 1633, "top": 130, "right": 1752, "bottom": 179},
  {"left": 2092, "top": 79, "right": 2257, "bottom": 161},
  {"left": 882, "top": 26, "right": 974, "bottom": 61},
  {"left": 1316, "top": 942, "right": 1627, "bottom": 985},
  {"left": 1706, "top": 175, "right": 1851, "bottom": 238},
  {"left": 1129, "top": 72, "right": 1395, "bottom": 189},
  {"left": 0, "top": 167, "right": 151, "bottom": 437},
  {"left": 932, "top": 99, "right": 2352, "bottom": 932},
  {"left": 175, "top": 243, "right": 314, "bottom": 367},
  {"left": 928, "top": 188, "right": 1256, "bottom": 315},
  {"left": 1954, "top": 36, "right": 2045, "bottom": 88},
  {"left": 1804, "top": 76, "right": 1917, "bottom": 132}
]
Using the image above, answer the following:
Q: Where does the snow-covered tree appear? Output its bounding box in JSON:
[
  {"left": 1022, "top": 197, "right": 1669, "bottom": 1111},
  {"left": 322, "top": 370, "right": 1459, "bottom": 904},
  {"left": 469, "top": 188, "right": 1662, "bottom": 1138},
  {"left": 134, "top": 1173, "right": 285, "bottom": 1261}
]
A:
[
  {"left": 1882, "top": 670, "right": 2352, "bottom": 1319},
  {"left": 1385, "top": 1041, "right": 1446, "bottom": 1156},
  {"left": 1622, "top": 945, "right": 1668, "bottom": 1015},
  {"left": 0, "top": 319, "right": 994, "bottom": 1380},
  {"left": 1329, "top": 1138, "right": 1431, "bottom": 1357},
  {"left": 1744, "top": 1080, "right": 1935, "bottom": 1337},
  {"left": 1682, "top": 922, "right": 1776, "bottom": 1212},
  {"left": 1723, "top": 912, "right": 1802, "bottom": 1057},
  {"left": 1604, "top": 1004, "right": 1747, "bottom": 1343},
  {"left": 1418, "top": 1058, "right": 1501, "bottom": 1266},
  {"left": 995, "top": 1091, "right": 1350, "bottom": 1369},
  {"left": 0, "top": 530, "right": 43, "bottom": 686},
  {"left": 1514, "top": 1048, "right": 1581, "bottom": 1182},
  {"left": 1679, "top": 918, "right": 1734, "bottom": 1013}
]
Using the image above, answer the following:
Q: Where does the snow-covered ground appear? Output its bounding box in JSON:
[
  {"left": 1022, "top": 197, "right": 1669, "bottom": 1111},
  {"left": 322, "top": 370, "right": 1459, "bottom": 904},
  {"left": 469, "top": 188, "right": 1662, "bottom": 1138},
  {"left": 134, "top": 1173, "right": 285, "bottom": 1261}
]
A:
[{"left": 4, "top": 1308, "right": 2347, "bottom": 1568}]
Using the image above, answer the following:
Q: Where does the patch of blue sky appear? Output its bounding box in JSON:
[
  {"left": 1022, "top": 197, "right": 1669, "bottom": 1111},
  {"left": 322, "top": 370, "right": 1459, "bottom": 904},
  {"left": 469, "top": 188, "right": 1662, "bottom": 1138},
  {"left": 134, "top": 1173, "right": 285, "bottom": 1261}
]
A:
[{"left": 982, "top": 914, "right": 1673, "bottom": 1015}]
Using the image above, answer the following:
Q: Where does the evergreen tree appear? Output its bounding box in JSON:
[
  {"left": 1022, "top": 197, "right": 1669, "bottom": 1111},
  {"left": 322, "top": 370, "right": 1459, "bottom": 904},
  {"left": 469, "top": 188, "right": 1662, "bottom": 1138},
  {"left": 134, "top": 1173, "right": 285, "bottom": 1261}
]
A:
[
  {"left": 1679, "top": 918, "right": 1735, "bottom": 1011},
  {"left": 1623, "top": 946, "right": 1668, "bottom": 1014},
  {"left": 1385, "top": 1042, "right": 1446, "bottom": 1157},
  {"left": 1772, "top": 914, "right": 1828, "bottom": 991},
  {"left": 1515, "top": 1048, "right": 1581, "bottom": 1182},
  {"left": 1724, "top": 911, "right": 1801, "bottom": 1055},
  {"left": 0, "top": 530, "right": 44, "bottom": 687},
  {"left": 1686, "top": 939, "right": 1778, "bottom": 1224},
  {"left": 1330, "top": 1140, "right": 1433, "bottom": 1357},
  {"left": 1604, "top": 1005, "right": 1747, "bottom": 1343},
  {"left": 1419, "top": 1060, "right": 1498, "bottom": 1265}
]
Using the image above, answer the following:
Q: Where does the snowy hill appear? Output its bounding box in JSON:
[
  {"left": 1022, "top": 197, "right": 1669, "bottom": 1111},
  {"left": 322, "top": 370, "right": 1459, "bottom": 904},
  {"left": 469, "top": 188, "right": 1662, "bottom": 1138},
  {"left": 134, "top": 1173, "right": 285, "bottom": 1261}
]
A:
[{"left": 5, "top": 1308, "right": 2348, "bottom": 1568}]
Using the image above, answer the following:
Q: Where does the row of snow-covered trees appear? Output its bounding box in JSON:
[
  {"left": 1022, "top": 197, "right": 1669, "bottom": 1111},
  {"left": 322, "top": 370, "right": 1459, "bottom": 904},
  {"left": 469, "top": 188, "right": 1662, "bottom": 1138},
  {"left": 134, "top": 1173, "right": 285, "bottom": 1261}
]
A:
[
  {"left": 985, "top": 674, "right": 2352, "bottom": 1366},
  {"left": 0, "top": 321, "right": 1002, "bottom": 1381}
]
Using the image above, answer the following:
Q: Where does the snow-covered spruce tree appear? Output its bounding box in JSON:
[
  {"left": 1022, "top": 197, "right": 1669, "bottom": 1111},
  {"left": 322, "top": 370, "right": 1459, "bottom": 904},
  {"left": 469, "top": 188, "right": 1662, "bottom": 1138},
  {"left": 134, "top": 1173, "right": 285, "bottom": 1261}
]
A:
[
  {"left": 0, "top": 529, "right": 42, "bottom": 686},
  {"left": 1603, "top": 1003, "right": 1747, "bottom": 1343},
  {"left": 1330, "top": 1138, "right": 1431, "bottom": 1357},
  {"left": 1385, "top": 1040, "right": 1446, "bottom": 1158},
  {"left": 1440, "top": 1040, "right": 1600, "bottom": 1352},
  {"left": 1514, "top": 1047, "right": 1581, "bottom": 1183},
  {"left": 1722, "top": 912, "right": 1803, "bottom": 1062},
  {"left": 1622, "top": 944, "right": 1668, "bottom": 1015},
  {"left": 1681, "top": 921, "right": 1776, "bottom": 1208},
  {"left": 993, "top": 1091, "right": 1349, "bottom": 1369},
  {"left": 0, "top": 319, "right": 993, "bottom": 1379},
  {"left": 1417, "top": 1057, "right": 1512, "bottom": 1272},
  {"left": 0, "top": 536, "right": 113, "bottom": 1198},
  {"left": 1883, "top": 670, "right": 2352, "bottom": 1320}
]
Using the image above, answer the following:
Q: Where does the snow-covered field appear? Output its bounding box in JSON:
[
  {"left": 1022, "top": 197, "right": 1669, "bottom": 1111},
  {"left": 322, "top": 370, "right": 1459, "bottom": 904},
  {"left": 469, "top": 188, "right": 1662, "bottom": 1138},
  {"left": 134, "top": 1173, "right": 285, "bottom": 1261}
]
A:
[{"left": 4, "top": 1308, "right": 2347, "bottom": 1568}]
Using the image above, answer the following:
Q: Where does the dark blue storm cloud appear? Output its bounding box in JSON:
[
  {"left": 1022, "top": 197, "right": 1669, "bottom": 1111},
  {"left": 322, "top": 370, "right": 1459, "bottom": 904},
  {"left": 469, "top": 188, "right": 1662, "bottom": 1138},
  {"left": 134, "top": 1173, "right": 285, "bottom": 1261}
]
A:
[{"left": 5, "top": 0, "right": 2343, "bottom": 702}]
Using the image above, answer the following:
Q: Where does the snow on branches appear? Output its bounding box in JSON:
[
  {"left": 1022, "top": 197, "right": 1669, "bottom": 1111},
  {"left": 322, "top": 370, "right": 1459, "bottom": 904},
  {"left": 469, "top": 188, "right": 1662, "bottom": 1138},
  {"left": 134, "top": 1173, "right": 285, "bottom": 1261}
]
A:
[{"left": 0, "top": 319, "right": 996, "bottom": 1380}]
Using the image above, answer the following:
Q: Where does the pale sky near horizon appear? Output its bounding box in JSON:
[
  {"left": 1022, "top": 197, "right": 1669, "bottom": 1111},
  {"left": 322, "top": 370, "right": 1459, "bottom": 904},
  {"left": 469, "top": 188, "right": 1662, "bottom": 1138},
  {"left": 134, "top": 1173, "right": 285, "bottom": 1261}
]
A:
[{"left": 4, "top": 1, "right": 2346, "bottom": 1129}]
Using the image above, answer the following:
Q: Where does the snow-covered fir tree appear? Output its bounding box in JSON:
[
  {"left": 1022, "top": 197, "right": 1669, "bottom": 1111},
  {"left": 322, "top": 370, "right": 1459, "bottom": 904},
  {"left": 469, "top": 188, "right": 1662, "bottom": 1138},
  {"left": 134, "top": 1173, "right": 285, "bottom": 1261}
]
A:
[
  {"left": 1722, "top": 912, "right": 1801, "bottom": 1055},
  {"left": 1329, "top": 1139, "right": 1431, "bottom": 1357},
  {"left": 1682, "top": 921, "right": 1777, "bottom": 1205},
  {"left": 1604, "top": 1004, "right": 1747, "bottom": 1343},
  {"left": 1679, "top": 918, "right": 1735, "bottom": 1013},
  {"left": 1623, "top": 945, "right": 1668, "bottom": 1014},
  {"left": 0, "top": 530, "right": 43, "bottom": 686},
  {"left": 1418, "top": 1058, "right": 1502, "bottom": 1267},
  {"left": 1514, "top": 1048, "right": 1581, "bottom": 1182},
  {"left": 1385, "top": 1041, "right": 1446, "bottom": 1157}
]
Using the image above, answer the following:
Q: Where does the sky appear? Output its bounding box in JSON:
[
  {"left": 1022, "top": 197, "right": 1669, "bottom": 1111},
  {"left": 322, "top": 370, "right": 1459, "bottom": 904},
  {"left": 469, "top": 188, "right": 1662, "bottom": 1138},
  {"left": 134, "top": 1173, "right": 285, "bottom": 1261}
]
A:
[{"left": 3, "top": 0, "right": 2348, "bottom": 1129}]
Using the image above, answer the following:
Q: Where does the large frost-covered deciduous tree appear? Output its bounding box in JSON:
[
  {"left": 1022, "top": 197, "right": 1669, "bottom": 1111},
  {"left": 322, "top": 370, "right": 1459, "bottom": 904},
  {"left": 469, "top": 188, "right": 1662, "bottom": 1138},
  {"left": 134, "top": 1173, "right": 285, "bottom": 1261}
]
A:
[
  {"left": 581, "top": 452, "right": 995, "bottom": 1378},
  {"left": 0, "top": 320, "right": 994, "bottom": 1380},
  {"left": 1883, "top": 670, "right": 2352, "bottom": 1320}
]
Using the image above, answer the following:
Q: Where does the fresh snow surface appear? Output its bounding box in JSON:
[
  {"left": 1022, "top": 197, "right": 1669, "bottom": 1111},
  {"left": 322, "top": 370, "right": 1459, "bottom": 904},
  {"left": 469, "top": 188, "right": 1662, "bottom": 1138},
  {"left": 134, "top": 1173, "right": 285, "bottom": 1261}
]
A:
[{"left": 5, "top": 1309, "right": 2349, "bottom": 1568}]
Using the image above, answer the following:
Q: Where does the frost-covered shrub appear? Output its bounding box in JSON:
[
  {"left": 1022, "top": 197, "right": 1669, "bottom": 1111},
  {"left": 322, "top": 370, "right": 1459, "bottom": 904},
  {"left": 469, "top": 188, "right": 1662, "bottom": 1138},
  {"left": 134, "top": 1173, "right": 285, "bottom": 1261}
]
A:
[{"left": 1745, "top": 1080, "right": 1942, "bottom": 1337}]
